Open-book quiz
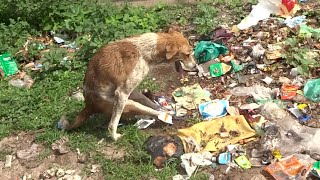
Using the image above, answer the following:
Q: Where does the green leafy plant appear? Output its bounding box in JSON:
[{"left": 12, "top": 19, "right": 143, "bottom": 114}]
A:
[
  {"left": 0, "top": 18, "right": 36, "bottom": 56},
  {"left": 193, "top": 3, "right": 218, "bottom": 35},
  {"left": 283, "top": 38, "right": 320, "bottom": 75}
]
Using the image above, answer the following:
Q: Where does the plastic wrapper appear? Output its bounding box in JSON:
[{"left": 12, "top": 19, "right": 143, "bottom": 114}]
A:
[{"left": 236, "top": 0, "right": 298, "bottom": 30}]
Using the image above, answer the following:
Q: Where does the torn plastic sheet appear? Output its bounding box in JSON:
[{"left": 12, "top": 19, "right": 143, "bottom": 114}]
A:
[
  {"left": 199, "top": 100, "right": 229, "bottom": 120},
  {"left": 134, "top": 119, "right": 156, "bottom": 129},
  {"left": 181, "top": 152, "right": 213, "bottom": 177},
  {"left": 178, "top": 115, "right": 256, "bottom": 153}
]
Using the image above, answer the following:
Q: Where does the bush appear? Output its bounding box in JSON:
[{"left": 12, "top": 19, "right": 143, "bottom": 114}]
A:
[{"left": 0, "top": 0, "right": 179, "bottom": 73}]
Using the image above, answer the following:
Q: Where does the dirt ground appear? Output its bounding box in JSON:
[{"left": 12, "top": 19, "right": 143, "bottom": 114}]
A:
[{"left": 0, "top": 132, "right": 126, "bottom": 180}]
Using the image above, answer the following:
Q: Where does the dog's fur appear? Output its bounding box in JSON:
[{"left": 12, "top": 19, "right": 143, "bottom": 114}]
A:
[{"left": 63, "top": 28, "right": 196, "bottom": 141}]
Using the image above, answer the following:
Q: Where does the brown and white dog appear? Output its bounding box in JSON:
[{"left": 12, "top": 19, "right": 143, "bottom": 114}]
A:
[{"left": 61, "top": 28, "right": 196, "bottom": 141}]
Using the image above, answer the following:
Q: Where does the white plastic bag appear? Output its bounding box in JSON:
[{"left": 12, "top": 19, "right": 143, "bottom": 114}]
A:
[{"left": 236, "top": 0, "right": 297, "bottom": 30}]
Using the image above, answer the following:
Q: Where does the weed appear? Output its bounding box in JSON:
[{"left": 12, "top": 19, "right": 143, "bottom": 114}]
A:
[
  {"left": 186, "top": 116, "right": 202, "bottom": 125},
  {"left": 137, "top": 77, "right": 161, "bottom": 92},
  {"left": 37, "top": 148, "right": 52, "bottom": 161},
  {"left": 193, "top": 3, "right": 218, "bottom": 35},
  {"left": 283, "top": 37, "right": 320, "bottom": 75}
]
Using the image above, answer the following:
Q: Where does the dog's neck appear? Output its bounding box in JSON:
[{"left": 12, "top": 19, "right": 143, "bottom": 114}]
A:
[{"left": 126, "top": 33, "right": 170, "bottom": 65}]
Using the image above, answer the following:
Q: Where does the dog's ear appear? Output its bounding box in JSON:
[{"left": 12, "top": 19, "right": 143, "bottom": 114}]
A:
[{"left": 166, "top": 43, "right": 178, "bottom": 60}]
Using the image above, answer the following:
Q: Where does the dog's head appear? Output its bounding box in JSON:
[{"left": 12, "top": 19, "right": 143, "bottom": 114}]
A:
[{"left": 164, "top": 28, "right": 196, "bottom": 70}]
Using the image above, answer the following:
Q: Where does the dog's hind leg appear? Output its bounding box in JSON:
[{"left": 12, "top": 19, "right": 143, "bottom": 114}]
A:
[
  {"left": 129, "top": 89, "right": 161, "bottom": 110},
  {"left": 124, "top": 99, "right": 162, "bottom": 116}
]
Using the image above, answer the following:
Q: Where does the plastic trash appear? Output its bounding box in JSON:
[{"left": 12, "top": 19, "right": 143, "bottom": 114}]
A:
[
  {"left": 54, "top": 36, "right": 65, "bottom": 44},
  {"left": 264, "top": 155, "right": 307, "bottom": 180},
  {"left": 235, "top": 155, "right": 252, "bottom": 169},
  {"left": 230, "top": 85, "right": 276, "bottom": 102},
  {"left": 259, "top": 102, "right": 320, "bottom": 157},
  {"left": 4, "top": 155, "right": 12, "bottom": 168},
  {"left": 16, "top": 144, "right": 40, "bottom": 160},
  {"left": 298, "top": 24, "right": 320, "bottom": 39},
  {"left": 209, "top": 63, "right": 231, "bottom": 77},
  {"left": 218, "top": 152, "right": 231, "bottom": 165},
  {"left": 281, "top": 84, "right": 300, "bottom": 100},
  {"left": 178, "top": 115, "right": 256, "bottom": 153},
  {"left": 284, "top": 15, "right": 306, "bottom": 28},
  {"left": 9, "top": 79, "right": 25, "bottom": 88},
  {"left": 194, "top": 41, "right": 228, "bottom": 64},
  {"left": 172, "top": 174, "right": 190, "bottom": 180},
  {"left": 181, "top": 152, "right": 214, "bottom": 176},
  {"left": 261, "top": 76, "right": 273, "bottom": 85},
  {"left": 288, "top": 107, "right": 311, "bottom": 123},
  {"left": 0, "top": 53, "right": 18, "bottom": 77},
  {"left": 8, "top": 75, "right": 34, "bottom": 89},
  {"left": 158, "top": 112, "right": 173, "bottom": 124},
  {"left": 236, "top": 0, "right": 298, "bottom": 30},
  {"left": 303, "top": 78, "right": 320, "bottom": 102},
  {"left": 311, "top": 161, "right": 320, "bottom": 178},
  {"left": 134, "top": 119, "right": 155, "bottom": 129},
  {"left": 198, "top": 100, "right": 229, "bottom": 120}
]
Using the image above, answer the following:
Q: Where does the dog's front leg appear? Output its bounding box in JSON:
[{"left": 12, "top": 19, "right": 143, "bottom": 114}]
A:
[{"left": 108, "top": 88, "right": 129, "bottom": 141}]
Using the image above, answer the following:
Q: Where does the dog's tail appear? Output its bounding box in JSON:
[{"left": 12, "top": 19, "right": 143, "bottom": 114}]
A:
[{"left": 57, "top": 115, "right": 71, "bottom": 130}]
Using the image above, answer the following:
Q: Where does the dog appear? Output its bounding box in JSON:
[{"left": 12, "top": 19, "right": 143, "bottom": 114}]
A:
[{"left": 61, "top": 28, "right": 196, "bottom": 141}]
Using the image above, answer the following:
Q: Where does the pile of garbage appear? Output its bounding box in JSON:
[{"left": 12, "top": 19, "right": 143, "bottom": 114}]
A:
[
  {"left": 0, "top": 32, "right": 78, "bottom": 89},
  {"left": 142, "top": 0, "right": 320, "bottom": 179}
]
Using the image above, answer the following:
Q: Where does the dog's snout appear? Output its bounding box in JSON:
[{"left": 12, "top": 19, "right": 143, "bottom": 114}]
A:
[{"left": 184, "top": 53, "right": 197, "bottom": 69}]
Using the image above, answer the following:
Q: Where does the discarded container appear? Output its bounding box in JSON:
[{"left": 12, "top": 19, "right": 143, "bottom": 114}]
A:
[
  {"left": 311, "top": 161, "right": 320, "bottom": 178},
  {"left": 0, "top": 53, "right": 18, "bottom": 77},
  {"left": 235, "top": 155, "right": 252, "bottom": 169},
  {"left": 194, "top": 41, "right": 228, "bottom": 64},
  {"left": 288, "top": 107, "right": 312, "bottom": 123},
  {"left": 264, "top": 155, "right": 307, "bottom": 180},
  {"left": 209, "top": 63, "right": 232, "bottom": 77},
  {"left": 303, "top": 78, "right": 320, "bottom": 102},
  {"left": 281, "top": 84, "right": 300, "bottom": 100},
  {"left": 198, "top": 100, "right": 229, "bottom": 120},
  {"left": 218, "top": 152, "right": 231, "bottom": 165}
]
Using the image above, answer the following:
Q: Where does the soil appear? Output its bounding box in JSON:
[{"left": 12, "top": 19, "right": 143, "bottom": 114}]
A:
[{"left": 0, "top": 132, "right": 126, "bottom": 180}]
